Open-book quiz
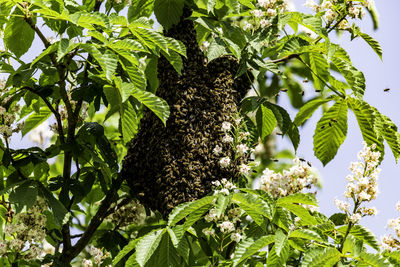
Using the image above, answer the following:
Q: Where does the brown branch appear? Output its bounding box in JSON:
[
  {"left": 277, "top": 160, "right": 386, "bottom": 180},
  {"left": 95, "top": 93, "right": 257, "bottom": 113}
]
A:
[
  {"left": 270, "top": 53, "right": 300, "bottom": 64},
  {"left": 60, "top": 174, "right": 124, "bottom": 263}
]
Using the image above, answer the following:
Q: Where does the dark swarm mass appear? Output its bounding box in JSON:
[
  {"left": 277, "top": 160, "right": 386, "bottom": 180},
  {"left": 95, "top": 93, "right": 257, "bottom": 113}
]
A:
[{"left": 121, "top": 9, "right": 251, "bottom": 217}]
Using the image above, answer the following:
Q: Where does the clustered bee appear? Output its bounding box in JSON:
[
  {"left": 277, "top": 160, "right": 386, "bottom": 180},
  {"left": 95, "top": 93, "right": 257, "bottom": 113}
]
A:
[{"left": 121, "top": 9, "right": 251, "bottom": 218}]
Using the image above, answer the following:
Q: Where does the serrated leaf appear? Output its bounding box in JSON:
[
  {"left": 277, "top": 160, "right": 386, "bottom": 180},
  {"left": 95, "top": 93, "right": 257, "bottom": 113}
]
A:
[
  {"left": 22, "top": 108, "right": 52, "bottom": 137},
  {"left": 57, "top": 38, "right": 79, "bottom": 62},
  {"left": 113, "top": 238, "right": 141, "bottom": 265},
  {"left": 162, "top": 50, "right": 183, "bottom": 74},
  {"left": 136, "top": 229, "right": 164, "bottom": 267},
  {"left": 232, "top": 192, "right": 273, "bottom": 224},
  {"left": 372, "top": 110, "right": 400, "bottom": 162},
  {"left": 214, "top": 194, "right": 231, "bottom": 219},
  {"left": 302, "top": 247, "right": 341, "bottom": 267},
  {"left": 294, "top": 98, "right": 333, "bottom": 126},
  {"left": 225, "top": 0, "right": 240, "bottom": 13},
  {"left": 81, "top": 44, "right": 118, "bottom": 81},
  {"left": 356, "top": 30, "right": 382, "bottom": 60},
  {"left": 38, "top": 182, "right": 68, "bottom": 226},
  {"left": 337, "top": 224, "right": 379, "bottom": 251},
  {"left": 313, "top": 99, "right": 348, "bottom": 165},
  {"left": 347, "top": 97, "right": 385, "bottom": 157},
  {"left": 207, "top": 0, "right": 217, "bottom": 13},
  {"left": 121, "top": 101, "right": 138, "bottom": 144},
  {"left": 31, "top": 43, "right": 58, "bottom": 67},
  {"left": 127, "top": 0, "right": 154, "bottom": 21},
  {"left": 9, "top": 180, "right": 38, "bottom": 212},
  {"left": 207, "top": 38, "right": 227, "bottom": 62},
  {"left": 168, "top": 196, "right": 214, "bottom": 226},
  {"left": 279, "top": 203, "right": 318, "bottom": 225},
  {"left": 70, "top": 11, "right": 106, "bottom": 30},
  {"left": 165, "top": 37, "right": 186, "bottom": 57},
  {"left": 356, "top": 252, "right": 386, "bottom": 267},
  {"left": 289, "top": 229, "right": 325, "bottom": 243},
  {"left": 277, "top": 193, "right": 318, "bottom": 206},
  {"left": 130, "top": 86, "right": 170, "bottom": 126},
  {"left": 252, "top": 58, "right": 281, "bottom": 76},
  {"left": 275, "top": 229, "right": 287, "bottom": 257},
  {"left": 108, "top": 39, "right": 148, "bottom": 53},
  {"left": 103, "top": 85, "right": 122, "bottom": 119},
  {"left": 256, "top": 104, "right": 277, "bottom": 142},
  {"left": 233, "top": 235, "right": 274, "bottom": 266},
  {"left": 309, "top": 52, "right": 329, "bottom": 91},
  {"left": 130, "top": 26, "right": 168, "bottom": 54},
  {"left": 4, "top": 9, "right": 35, "bottom": 58},
  {"left": 154, "top": 0, "right": 184, "bottom": 30}
]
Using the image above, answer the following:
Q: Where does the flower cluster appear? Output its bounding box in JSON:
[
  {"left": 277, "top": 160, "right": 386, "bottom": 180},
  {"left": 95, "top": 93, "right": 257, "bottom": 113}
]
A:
[
  {"left": 0, "top": 198, "right": 48, "bottom": 260},
  {"left": 334, "top": 142, "right": 380, "bottom": 223},
  {"left": 381, "top": 202, "right": 400, "bottom": 251},
  {"left": 305, "top": 0, "right": 374, "bottom": 30},
  {"left": 243, "top": 0, "right": 290, "bottom": 31},
  {"left": 259, "top": 157, "right": 318, "bottom": 198},
  {"left": 214, "top": 117, "right": 253, "bottom": 177},
  {"left": 212, "top": 178, "right": 237, "bottom": 196},
  {"left": 0, "top": 103, "right": 23, "bottom": 138},
  {"left": 105, "top": 199, "right": 146, "bottom": 229}
]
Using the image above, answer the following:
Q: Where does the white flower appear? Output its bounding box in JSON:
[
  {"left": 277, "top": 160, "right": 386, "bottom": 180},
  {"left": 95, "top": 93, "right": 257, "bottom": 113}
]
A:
[
  {"left": 324, "top": 9, "right": 338, "bottom": 22},
  {"left": 252, "top": 9, "right": 264, "bottom": 18},
  {"left": 243, "top": 22, "right": 252, "bottom": 31},
  {"left": 231, "top": 232, "right": 243, "bottom": 242},
  {"left": 236, "top": 144, "right": 248, "bottom": 155},
  {"left": 205, "top": 209, "right": 218, "bottom": 222},
  {"left": 350, "top": 213, "right": 361, "bottom": 223},
  {"left": 334, "top": 198, "right": 350, "bottom": 212},
  {"left": 0, "top": 242, "right": 7, "bottom": 255},
  {"left": 29, "top": 121, "right": 53, "bottom": 147},
  {"left": 222, "top": 135, "right": 234, "bottom": 143},
  {"left": 321, "top": 0, "right": 333, "bottom": 9},
  {"left": 358, "top": 191, "right": 371, "bottom": 201},
  {"left": 266, "top": 9, "right": 277, "bottom": 17},
  {"left": 202, "top": 228, "right": 215, "bottom": 236},
  {"left": 258, "top": 0, "right": 270, "bottom": 8},
  {"left": 212, "top": 180, "right": 221, "bottom": 187},
  {"left": 304, "top": 0, "right": 319, "bottom": 11},
  {"left": 213, "top": 145, "right": 223, "bottom": 156},
  {"left": 82, "top": 259, "right": 93, "bottom": 267},
  {"left": 219, "top": 221, "right": 235, "bottom": 233},
  {"left": 396, "top": 202, "right": 400, "bottom": 212},
  {"left": 219, "top": 157, "right": 231, "bottom": 168},
  {"left": 220, "top": 188, "right": 230, "bottom": 195},
  {"left": 222, "top": 121, "right": 232, "bottom": 132},
  {"left": 239, "top": 164, "right": 251, "bottom": 176},
  {"left": 203, "top": 41, "right": 210, "bottom": 49},
  {"left": 254, "top": 143, "right": 265, "bottom": 154},
  {"left": 260, "top": 19, "right": 271, "bottom": 28}
]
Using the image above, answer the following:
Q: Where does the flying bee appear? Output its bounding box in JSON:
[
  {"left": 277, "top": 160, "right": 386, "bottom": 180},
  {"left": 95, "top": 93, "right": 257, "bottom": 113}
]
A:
[
  {"left": 276, "top": 131, "right": 283, "bottom": 136},
  {"left": 328, "top": 122, "right": 332, "bottom": 127},
  {"left": 299, "top": 158, "right": 306, "bottom": 162},
  {"left": 315, "top": 89, "right": 322, "bottom": 93},
  {"left": 280, "top": 88, "right": 288, "bottom": 92},
  {"left": 300, "top": 90, "right": 305, "bottom": 96},
  {"left": 307, "top": 161, "right": 312, "bottom": 167},
  {"left": 321, "top": 125, "right": 325, "bottom": 129},
  {"left": 303, "top": 78, "right": 309, "bottom": 83},
  {"left": 384, "top": 88, "right": 390, "bottom": 92},
  {"left": 330, "top": 118, "right": 337, "bottom": 123}
]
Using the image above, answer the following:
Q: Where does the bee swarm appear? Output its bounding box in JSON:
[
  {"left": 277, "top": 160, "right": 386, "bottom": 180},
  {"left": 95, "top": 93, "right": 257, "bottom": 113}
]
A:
[{"left": 121, "top": 9, "right": 251, "bottom": 217}]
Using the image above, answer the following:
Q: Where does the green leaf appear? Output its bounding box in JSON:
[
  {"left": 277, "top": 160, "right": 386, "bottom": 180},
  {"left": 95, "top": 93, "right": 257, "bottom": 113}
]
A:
[
  {"left": 81, "top": 44, "right": 118, "bottom": 81},
  {"left": 165, "top": 37, "right": 186, "bottom": 57},
  {"left": 103, "top": 85, "right": 122, "bottom": 119},
  {"left": 38, "top": 182, "right": 69, "bottom": 226},
  {"left": 70, "top": 11, "right": 106, "bottom": 30},
  {"left": 113, "top": 238, "right": 141, "bottom": 265},
  {"left": 207, "top": 0, "right": 217, "bottom": 13},
  {"left": 256, "top": 104, "right": 277, "bottom": 142},
  {"left": 4, "top": 9, "right": 35, "bottom": 57},
  {"left": 289, "top": 229, "right": 325, "bottom": 243},
  {"left": 252, "top": 58, "right": 281, "bottom": 76},
  {"left": 309, "top": 52, "right": 329, "bottom": 91},
  {"left": 373, "top": 110, "right": 400, "bottom": 162},
  {"left": 313, "top": 99, "right": 348, "bottom": 165},
  {"left": 232, "top": 235, "right": 274, "bottom": 266},
  {"left": 214, "top": 194, "right": 231, "bottom": 219},
  {"left": 30, "top": 43, "right": 58, "bottom": 67},
  {"left": 121, "top": 101, "right": 138, "bottom": 144},
  {"left": 154, "top": 0, "right": 184, "bottom": 30},
  {"left": 347, "top": 97, "right": 384, "bottom": 157},
  {"left": 331, "top": 48, "right": 365, "bottom": 97},
  {"left": 168, "top": 196, "right": 214, "bottom": 226},
  {"left": 130, "top": 85, "right": 170, "bottom": 126},
  {"left": 9, "top": 180, "right": 38, "bottom": 212},
  {"left": 57, "top": 38, "right": 79, "bottom": 62},
  {"left": 274, "top": 229, "right": 287, "bottom": 257},
  {"left": 130, "top": 26, "right": 168, "bottom": 54},
  {"left": 355, "top": 30, "right": 382, "bottom": 60},
  {"left": 232, "top": 192, "right": 273, "bottom": 224},
  {"left": 136, "top": 229, "right": 165, "bottom": 267},
  {"left": 277, "top": 193, "right": 318, "bottom": 206},
  {"left": 356, "top": 252, "right": 386, "bottom": 267},
  {"left": 294, "top": 98, "right": 332, "bottom": 126},
  {"left": 278, "top": 203, "right": 318, "bottom": 225},
  {"left": 108, "top": 39, "right": 147, "bottom": 53},
  {"left": 263, "top": 102, "right": 293, "bottom": 135},
  {"left": 22, "top": 108, "right": 52, "bottom": 137},
  {"left": 337, "top": 224, "right": 379, "bottom": 251},
  {"left": 301, "top": 247, "right": 341, "bottom": 267},
  {"left": 225, "top": 0, "right": 240, "bottom": 13},
  {"left": 162, "top": 50, "right": 183, "bottom": 74},
  {"left": 127, "top": 0, "right": 154, "bottom": 21},
  {"left": 207, "top": 38, "right": 228, "bottom": 62}
]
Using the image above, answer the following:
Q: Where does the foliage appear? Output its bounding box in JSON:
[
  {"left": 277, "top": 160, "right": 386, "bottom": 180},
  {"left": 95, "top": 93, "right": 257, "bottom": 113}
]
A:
[{"left": 0, "top": 0, "right": 399, "bottom": 266}]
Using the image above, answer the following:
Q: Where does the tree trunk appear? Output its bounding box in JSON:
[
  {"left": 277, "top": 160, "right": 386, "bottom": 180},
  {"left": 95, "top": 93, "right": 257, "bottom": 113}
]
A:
[{"left": 121, "top": 9, "right": 251, "bottom": 217}]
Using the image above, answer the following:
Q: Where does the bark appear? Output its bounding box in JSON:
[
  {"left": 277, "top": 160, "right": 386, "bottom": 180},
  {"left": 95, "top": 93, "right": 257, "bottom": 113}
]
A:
[{"left": 121, "top": 9, "right": 251, "bottom": 217}]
